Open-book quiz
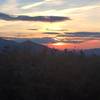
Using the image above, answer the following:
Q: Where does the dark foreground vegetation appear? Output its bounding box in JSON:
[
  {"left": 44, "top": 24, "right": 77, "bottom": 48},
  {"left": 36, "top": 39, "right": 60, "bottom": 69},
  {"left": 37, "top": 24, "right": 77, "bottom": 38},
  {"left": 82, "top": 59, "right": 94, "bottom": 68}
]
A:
[{"left": 0, "top": 45, "right": 100, "bottom": 100}]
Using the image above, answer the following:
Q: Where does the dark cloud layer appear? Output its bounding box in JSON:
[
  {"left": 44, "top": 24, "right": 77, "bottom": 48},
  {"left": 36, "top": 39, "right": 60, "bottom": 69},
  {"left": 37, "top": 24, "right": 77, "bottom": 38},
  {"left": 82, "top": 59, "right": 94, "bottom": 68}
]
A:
[
  {"left": 0, "top": 12, "right": 71, "bottom": 22},
  {"left": 56, "top": 32, "right": 100, "bottom": 43},
  {"left": 28, "top": 28, "right": 38, "bottom": 30},
  {"left": 65, "top": 32, "right": 100, "bottom": 38},
  {"left": 3, "top": 32, "right": 100, "bottom": 44},
  {"left": 43, "top": 32, "right": 60, "bottom": 35}
]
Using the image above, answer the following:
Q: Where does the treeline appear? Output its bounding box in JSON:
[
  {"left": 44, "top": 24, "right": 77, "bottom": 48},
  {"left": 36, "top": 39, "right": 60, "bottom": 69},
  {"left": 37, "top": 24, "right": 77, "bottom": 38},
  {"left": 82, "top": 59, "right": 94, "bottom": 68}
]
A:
[{"left": 0, "top": 48, "right": 100, "bottom": 100}]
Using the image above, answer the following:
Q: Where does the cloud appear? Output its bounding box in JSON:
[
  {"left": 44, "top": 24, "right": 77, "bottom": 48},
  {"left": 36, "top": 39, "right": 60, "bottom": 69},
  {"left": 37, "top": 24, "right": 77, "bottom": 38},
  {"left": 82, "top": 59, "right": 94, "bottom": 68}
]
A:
[
  {"left": 62, "top": 40, "right": 85, "bottom": 44},
  {"left": 60, "top": 5, "right": 100, "bottom": 14},
  {"left": 65, "top": 32, "right": 100, "bottom": 38},
  {"left": 21, "top": 1, "right": 44, "bottom": 10},
  {"left": 28, "top": 28, "right": 38, "bottom": 31},
  {"left": 21, "top": 4, "right": 100, "bottom": 17},
  {"left": 0, "top": 0, "right": 19, "bottom": 15},
  {"left": 21, "top": 0, "right": 62, "bottom": 10},
  {"left": 0, "top": 12, "right": 70, "bottom": 22},
  {"left": 43, "top": 32, "right": 60, "bottom": 34},
  {"left": 45, "top": 28, "right": 68, "bottom": 32},
  {"left": 56, "top": 32, "right": 100, "bottom": 44}
]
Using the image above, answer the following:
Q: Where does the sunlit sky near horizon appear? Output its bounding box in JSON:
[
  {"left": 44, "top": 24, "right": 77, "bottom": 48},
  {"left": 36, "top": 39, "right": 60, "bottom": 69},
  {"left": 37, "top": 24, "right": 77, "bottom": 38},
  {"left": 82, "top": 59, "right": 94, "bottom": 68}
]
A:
[{"left": 0, "top": 0, "right": 100, "bottom": 49}]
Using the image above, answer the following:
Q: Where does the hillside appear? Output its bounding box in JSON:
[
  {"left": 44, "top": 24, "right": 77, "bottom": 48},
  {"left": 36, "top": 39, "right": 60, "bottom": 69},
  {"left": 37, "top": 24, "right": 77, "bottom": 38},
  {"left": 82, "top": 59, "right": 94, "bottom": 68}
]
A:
[{"left": 0, "top": 38, "right": 100, "bottom": 100}]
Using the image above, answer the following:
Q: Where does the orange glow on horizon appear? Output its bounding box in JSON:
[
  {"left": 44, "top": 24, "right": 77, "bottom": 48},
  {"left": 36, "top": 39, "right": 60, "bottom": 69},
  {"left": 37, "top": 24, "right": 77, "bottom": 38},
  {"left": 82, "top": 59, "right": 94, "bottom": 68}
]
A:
[
  {"left": 52, "top": 42, "right": 66, "bottom": 46},
  {"left": 47, "top": 40, "right": 100, "bottom": 50}
]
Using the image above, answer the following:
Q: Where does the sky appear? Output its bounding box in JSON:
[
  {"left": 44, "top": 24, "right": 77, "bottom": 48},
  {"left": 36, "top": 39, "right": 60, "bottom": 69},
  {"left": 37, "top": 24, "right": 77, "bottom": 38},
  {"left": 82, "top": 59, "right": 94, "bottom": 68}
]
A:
[{"left": 0, "top": 0, "right": 100, "bottom": 49}]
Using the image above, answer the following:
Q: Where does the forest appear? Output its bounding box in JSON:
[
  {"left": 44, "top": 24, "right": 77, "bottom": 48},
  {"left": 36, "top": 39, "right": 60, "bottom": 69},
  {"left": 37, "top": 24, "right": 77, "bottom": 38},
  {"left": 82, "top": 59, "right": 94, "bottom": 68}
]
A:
[{"left": 0, "top": 42, "right": 100, "bottom": 100}]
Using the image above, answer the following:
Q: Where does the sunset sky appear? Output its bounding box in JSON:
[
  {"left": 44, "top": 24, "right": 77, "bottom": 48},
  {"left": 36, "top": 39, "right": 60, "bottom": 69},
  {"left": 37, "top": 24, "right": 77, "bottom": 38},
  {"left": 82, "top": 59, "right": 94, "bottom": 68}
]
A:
[{"left": 0, "top": 0, "right": 100, "bottom": 49}]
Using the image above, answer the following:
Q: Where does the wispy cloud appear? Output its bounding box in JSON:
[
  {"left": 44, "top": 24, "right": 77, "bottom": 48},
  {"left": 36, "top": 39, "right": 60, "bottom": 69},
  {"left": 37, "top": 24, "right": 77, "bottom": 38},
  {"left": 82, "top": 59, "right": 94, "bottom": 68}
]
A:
[
  {"left": 59, "top": 4, "right": 100, "bottom": 15},
  {"left": 20, "top": 4, "right": 100, "bottom": 17},
  {"left": 21, "top": 0, "right": 62, "bottom": 10},
  {"left": 0, "top": 0, "right": 19, "bottom": 15},
  {"left": 21, "top": 1, "right": 44, "bottom": 10}
]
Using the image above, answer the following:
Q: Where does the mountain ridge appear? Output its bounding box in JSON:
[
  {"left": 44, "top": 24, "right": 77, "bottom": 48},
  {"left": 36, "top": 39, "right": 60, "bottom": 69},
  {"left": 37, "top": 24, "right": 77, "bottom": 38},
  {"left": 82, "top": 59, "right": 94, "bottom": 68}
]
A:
[{"left": 0, "top": 38, "right": 100, "bottom": 56}]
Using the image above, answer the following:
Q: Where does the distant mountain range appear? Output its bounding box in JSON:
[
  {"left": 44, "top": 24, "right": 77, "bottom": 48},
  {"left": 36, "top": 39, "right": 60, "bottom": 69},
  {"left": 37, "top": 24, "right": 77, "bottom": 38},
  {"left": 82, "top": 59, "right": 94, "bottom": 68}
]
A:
[
  {"left": 84, "top": 48, "right": 100, "bottom": 56},
  {"left": 0, "top": 38, "right": 100, "bottom": 56},
  {"left": 0, "top": 38, "right": 49, "bottom": 54}
]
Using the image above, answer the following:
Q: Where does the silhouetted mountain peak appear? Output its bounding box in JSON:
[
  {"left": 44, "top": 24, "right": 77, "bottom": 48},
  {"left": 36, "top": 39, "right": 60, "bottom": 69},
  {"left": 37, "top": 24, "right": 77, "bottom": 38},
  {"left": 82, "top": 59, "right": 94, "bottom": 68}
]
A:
[
  {"left": 0, "top": 38, "right": 17, "bottom": 47},
  {"left": 21, "top": 40, "right": 37, "bottom": 46},
  {"left": 20, "top": 40, "right": 47, "bottom": 48}
]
